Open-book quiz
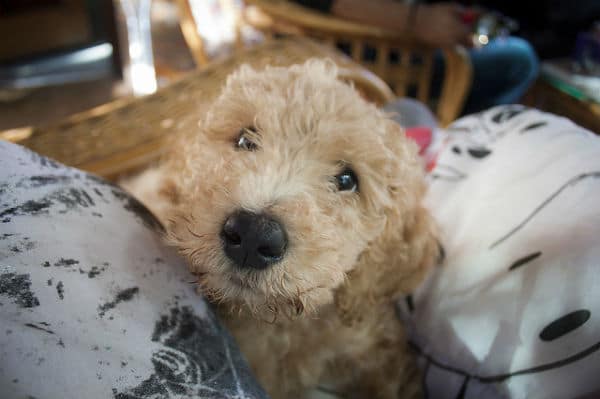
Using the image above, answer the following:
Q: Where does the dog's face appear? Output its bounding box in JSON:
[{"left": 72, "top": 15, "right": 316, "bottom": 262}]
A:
[{"left": 166, "top": 60, "right": 426, "bottom": 317}]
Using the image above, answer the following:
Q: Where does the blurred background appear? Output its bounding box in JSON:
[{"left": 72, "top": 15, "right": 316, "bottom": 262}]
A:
[
  {"left": 0, "top": 0, "right": 195, "bottom": 130},
  {"left": 0, "top": 0, "right": 598, "bottom": 133}
]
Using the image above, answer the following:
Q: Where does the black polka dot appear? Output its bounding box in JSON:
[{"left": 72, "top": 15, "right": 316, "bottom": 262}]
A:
[
  {"left": 467, "top": 147, "right": 492, "bottom": 159},
  {"left": 508, "top": 251, "right": 541, "bottom": 271},
  {"left": 539, "top": 309, "right": 591, "bottom": 341},
  {"left": 521, "top": 121, "right": 548, "bottom": 132},
  {"left": 491, "top": 107, "right": 526, "bottom": 123},
  {"left": 452, "top": 146, "right": 462, "bottom": 154}
]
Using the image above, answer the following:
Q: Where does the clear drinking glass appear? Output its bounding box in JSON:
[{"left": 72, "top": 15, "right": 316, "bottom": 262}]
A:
[{"left": 118, "top": 0, "right": 157, "bottom": 96}]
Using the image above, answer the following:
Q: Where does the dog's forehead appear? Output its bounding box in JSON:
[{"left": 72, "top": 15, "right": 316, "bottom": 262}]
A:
[
  {"left": 217, "top": 63, "right": 395, "bottom": 168},
  {"left": 249, "top": 83, "right": 386, "bottom": 143},
  {"left": 227, "top": 63, "right": 380, "bottom": 127}
]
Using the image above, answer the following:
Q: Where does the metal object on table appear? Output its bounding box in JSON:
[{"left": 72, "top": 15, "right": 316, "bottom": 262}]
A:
[
  {"left": 116, "top": 0, "right": 157, "bottom": 96},
  {"left": 0, "top": 42, "right": 113, "bottom": 90},
  {"left": 461, "top": 9, "right": 518, "bottom": 49}
]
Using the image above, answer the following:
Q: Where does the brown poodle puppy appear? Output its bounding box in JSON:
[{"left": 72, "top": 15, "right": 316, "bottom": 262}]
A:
[{"left": 124, "top": 59, "right": 438, "bottom": 399}]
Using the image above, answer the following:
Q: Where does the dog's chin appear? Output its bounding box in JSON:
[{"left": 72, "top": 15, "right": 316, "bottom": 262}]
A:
[
  {"left": 196, "top": 264, "right": 334, "bottom": 321},
  {"left": 227, "top": 273, "right": 254, "bottom": 291}
]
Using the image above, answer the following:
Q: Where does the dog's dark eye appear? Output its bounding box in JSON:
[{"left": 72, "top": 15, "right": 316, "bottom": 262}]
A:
[
  {"left": 335, "top": 167, "right": 358, "bottom": 193},
  {"left": 236, "top": 127, "right": 258, "bottom": 151}
]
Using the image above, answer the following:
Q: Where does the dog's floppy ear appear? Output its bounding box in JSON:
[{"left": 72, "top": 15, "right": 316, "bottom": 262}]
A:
[{"left": 334, "top": 119, "right": 437, "bottom": 326}]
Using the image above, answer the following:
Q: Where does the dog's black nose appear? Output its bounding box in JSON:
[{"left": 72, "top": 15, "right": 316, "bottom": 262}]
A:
[{"left": 221, "top": 210, "right": 287, "bottom": 270}]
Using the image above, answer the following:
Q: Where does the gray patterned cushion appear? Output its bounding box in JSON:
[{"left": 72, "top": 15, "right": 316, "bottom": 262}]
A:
[{"left": 0, "top": 141, "right": 268, "bottom": 399}]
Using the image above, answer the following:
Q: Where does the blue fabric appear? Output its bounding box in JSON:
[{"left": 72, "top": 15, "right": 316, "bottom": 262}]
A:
[
  {"left": 461, "top": 36, "right": 539, "bottom": 114},
  {"left": 431, "top": 36, "right": 539, "bottom": 115}
]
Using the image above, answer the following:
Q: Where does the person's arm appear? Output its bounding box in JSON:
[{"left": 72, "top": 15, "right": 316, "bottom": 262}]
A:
[
  {"left": 329, "top": 0, "right": 472, "bottom": 47},
  {"left": 330, "top": 0, "right": 411, "bottom": 32}
]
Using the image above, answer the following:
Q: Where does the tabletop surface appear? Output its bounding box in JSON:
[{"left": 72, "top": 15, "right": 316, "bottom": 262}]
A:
[{"left": 540, "top": 59, "right": 600, "bottom": 106}]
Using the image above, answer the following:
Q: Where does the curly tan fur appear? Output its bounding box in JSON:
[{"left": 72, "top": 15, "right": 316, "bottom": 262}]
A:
[{"left": 123, "top": 59, "right": 438, "bottom": 398}]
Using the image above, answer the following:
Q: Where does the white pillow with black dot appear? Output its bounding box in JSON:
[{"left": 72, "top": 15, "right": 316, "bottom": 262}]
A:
[
  {"left": 398, "top": 105, "right": 600, "bottom": 399},
  {"left": 0, "top": 141, "right": 268, "bottom": 399}
]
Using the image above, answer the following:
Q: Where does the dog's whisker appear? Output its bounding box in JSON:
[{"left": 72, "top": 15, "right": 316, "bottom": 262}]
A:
[
  {"left": 180, "top": 214, "right": 194, "bottom": 227},
  {"left": 264, "top": 306, "right": 279, "bottom": 324},
  {"left": 293, "top": 288, "right": 305, "bottom": 316},
  {"left": 185, "top": 224, "right": 205, "bottom": 239}
]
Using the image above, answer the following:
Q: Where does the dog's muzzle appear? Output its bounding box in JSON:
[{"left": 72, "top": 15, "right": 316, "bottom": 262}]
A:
[{"left": 221, "top": 210, "right": 288, "bottom": 270}]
